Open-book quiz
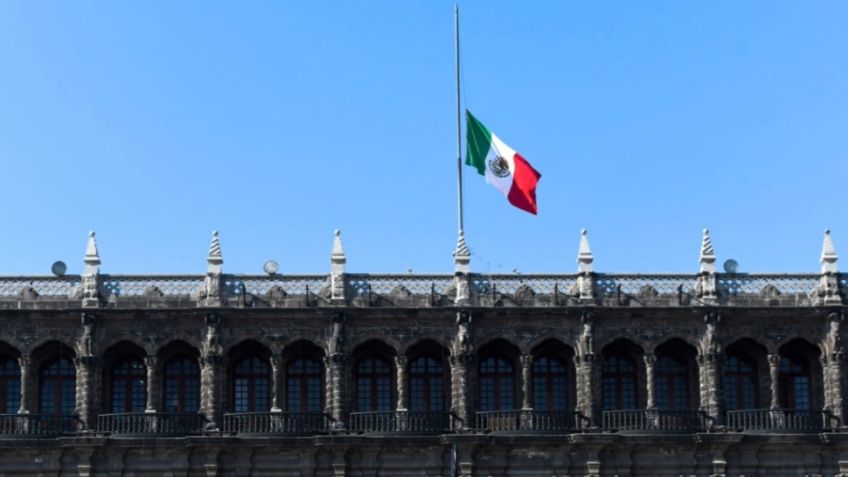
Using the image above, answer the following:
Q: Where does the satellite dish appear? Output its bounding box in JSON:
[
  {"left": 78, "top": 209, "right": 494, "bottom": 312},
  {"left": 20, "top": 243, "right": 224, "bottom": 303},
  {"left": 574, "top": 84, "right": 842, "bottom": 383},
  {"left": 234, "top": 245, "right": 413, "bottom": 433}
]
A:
[
  {"left": 51, "top": 261, "right": 67, "bottom": 277},
  {"left": 263, "top": 260, "right": 279, "bottom": 275},
  {"left": 723, "top": 259, "right": 738, "bottom": 274}
]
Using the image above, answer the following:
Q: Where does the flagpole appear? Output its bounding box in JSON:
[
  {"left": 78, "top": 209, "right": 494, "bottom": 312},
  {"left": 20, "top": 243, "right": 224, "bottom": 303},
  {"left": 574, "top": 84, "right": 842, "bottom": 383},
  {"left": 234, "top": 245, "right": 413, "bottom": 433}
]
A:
[{"left": 455, "top": 3, "right": 464, "bottom": 235}]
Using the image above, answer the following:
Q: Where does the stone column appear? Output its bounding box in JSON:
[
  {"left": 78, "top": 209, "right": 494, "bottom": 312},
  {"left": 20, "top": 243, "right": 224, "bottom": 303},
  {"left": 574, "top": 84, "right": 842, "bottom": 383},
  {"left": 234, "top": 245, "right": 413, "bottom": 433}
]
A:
[
  {"left": 395, "top": 356, "right": 408, "bottom": 432},
  {"left": 200, "top": 354, "right": 223, "bottom": 431},
  {"left": 17, "top": 357, "right": 32, "bottom": 415},
  {"left": 74, "top": 356, "right": 98, "bottom": 431},
  {"left": 144, "top": 357, "right": 160, "bottom": 413},
  {"left": 644, "top": 355, "right": 657, "bottom": 410},
  {"left": 395, "top": 356, "right": 408, "bottom": 411},
  {"left": 520, "top": 354, "right": 533, "bottom": 410},
  {"left": 270, "top": 355, "right": 283, "bottom": 412},
  {"left": 697, "top": 352, "right": 722, "bottom": 426},
  {"left": 824, "top": 352, "right": 845, "bottom": 424},
  {"left": 450, "top": 353, "right": 473, "bottom": 430},
  {"left": 574, "top": 353, "right": 599, "bottom": 428},
  {"left": 768, "top": 353, "right": 781, "bottom": 409},
  {"left": 328, "top": 353, "right": 347, "bottom": 429}
]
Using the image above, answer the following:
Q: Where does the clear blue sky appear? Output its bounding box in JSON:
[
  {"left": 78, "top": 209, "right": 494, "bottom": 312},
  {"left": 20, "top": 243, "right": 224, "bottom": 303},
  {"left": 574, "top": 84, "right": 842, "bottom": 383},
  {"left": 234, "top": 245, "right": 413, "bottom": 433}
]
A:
[{"left": 1, "top": 1, "right": 846, "bottom": 275}]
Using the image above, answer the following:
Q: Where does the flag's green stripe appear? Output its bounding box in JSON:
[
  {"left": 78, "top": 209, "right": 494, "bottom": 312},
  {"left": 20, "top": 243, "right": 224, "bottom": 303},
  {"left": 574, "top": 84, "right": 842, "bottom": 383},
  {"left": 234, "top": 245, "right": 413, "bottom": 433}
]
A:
[{"left": 465, "top": 110, "right": 492, "bottom": 176}]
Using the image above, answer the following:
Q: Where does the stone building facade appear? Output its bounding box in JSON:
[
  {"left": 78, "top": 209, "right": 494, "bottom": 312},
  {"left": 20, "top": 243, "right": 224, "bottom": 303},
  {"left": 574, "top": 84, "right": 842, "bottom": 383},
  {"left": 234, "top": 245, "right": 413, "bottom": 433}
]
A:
[{"left": 0, "top": 229, "right": 846, "bottom": 476}]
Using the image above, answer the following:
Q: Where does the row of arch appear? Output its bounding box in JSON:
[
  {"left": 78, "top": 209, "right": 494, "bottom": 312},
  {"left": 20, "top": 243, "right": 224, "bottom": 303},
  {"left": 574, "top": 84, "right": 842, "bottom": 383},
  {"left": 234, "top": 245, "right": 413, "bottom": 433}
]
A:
[{"left": 0, "top": 336, "right": 827, "bottom": 417}]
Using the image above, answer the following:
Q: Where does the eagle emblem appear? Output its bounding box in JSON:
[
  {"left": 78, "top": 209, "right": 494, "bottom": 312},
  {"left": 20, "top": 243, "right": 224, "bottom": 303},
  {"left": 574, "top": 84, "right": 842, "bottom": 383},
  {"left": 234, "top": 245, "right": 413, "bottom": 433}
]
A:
[{"left": 487, "top": 155, "right": 510, "bottom": 178}]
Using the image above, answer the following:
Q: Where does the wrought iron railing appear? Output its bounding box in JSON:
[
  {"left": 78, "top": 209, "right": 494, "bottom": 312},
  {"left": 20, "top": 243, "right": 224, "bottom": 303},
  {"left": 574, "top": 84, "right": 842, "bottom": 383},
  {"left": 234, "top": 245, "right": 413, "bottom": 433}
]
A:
[
  {"left": 96, "top": 413, "right": 205, "bottom": 436},
  {"left": 0, "top": 414, "right": 78, "bottom": 436},
  {"left": 726, "top": 409, "right": 839, "bottom": 433},
  {"left": 348, "top": 411, "right": 451, "bottom": 433},
  {"left": 223, "top": 412, "right": 329, "bottom": 435},
  {"left": 475, "top": 410, "right": 581, "bottom": 433},
  {"left": 602, "top": 409, "right": 707, "bottom": 433}
]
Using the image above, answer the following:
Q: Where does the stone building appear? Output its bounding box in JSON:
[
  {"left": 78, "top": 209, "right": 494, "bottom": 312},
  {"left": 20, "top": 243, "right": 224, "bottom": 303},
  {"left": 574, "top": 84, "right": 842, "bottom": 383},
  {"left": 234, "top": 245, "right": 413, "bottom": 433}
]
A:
[{"left": 0, "top": 228, "right": 845, "bottom": 476}]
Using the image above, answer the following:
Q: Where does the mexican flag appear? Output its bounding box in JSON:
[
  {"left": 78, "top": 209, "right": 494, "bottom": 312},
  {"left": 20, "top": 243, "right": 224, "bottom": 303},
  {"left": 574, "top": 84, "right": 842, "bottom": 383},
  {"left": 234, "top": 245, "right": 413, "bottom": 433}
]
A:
[{"left": 465, "top": 110, "right": 541, "bottom": 215}]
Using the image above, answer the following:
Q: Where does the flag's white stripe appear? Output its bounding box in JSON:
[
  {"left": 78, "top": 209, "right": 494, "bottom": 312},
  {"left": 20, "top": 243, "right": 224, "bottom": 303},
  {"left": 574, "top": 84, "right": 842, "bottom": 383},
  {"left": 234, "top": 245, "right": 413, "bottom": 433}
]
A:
[{"left": 483, "top": 133, "right": 516, "bottom": 197}]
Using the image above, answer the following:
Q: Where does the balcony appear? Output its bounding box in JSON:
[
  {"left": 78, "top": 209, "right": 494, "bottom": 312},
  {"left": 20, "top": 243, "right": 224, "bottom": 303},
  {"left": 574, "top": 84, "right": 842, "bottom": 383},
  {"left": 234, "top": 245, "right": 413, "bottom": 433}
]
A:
[
  {"left": 726, "top": 409, "right": 840, "bottom": 433},
  {"left": 223, "top": 412, "right": 329, "bottom": 435},
  {"left": 0, "top": 414, "right": 78, "bottom": 437},
  {"left": 602, "top": 409, "right": 707, "bottom": 433},
  {"left": 96, "top": 413, "right": 206, "bottom": 436},
  {"left": 475, "top": 410, "right": 582, "bottom": 433},
  {"left": 348, "top": 411, "right": 451, "bottom": 434}
]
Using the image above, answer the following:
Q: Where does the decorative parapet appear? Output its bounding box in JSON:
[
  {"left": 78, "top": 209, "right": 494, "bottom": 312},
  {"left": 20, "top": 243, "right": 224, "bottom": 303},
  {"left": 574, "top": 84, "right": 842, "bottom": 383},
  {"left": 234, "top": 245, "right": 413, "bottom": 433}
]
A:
[{"left": 0, "top": 272, "right": 837, "bottom": 309}]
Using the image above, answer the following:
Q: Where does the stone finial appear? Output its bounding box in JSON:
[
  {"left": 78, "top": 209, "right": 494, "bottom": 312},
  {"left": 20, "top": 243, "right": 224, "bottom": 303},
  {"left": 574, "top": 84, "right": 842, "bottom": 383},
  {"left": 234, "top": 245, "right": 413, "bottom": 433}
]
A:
[
  {"left": 331, "top": 229, "right": 346, "bottom": 267},
  {"left": 330, "top": 229, "right": 346, "bottom": 301},
  {"left": 207, "top": 230, "right": 223, "bottom": 274},
  {"left": 699, "top": 228, "right": 716, "bottom": 274},
  {"left": 84, "top": 231, "right": 101, "bottom": 274},
  {"left": 577, "top": 229, "right": 594, "bottom": 273},
  {"left": 821, "top": 229, "right": 838, "bottom": 274},
  {"left": 453, "top": 231, "right": 471, "bottom": 273}
]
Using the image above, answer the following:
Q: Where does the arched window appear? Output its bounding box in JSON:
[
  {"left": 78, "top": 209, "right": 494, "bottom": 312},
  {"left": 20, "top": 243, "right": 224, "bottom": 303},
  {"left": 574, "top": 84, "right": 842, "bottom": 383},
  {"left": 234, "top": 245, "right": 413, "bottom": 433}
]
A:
[
  {"left": 111, "top": 358, "right": 147, "bottom": 413},
  {"left": 0, "top": 358, "right": 20, "bottom": 414},
  {"left": 163, "top": 357, "right": 199, "bottom": 413},
  {"left": 532, "top": 354, "right": 567, "bottom": 412},
  {"left": 355, "top": 357, "right": 393, "bottom": 412},
  {"left": 479, "top": 356, "right": 515, "bottom": 411},
  {"left": 409, "top": 356, "right": 445, "bottom": 413},
  {"left": 655, "top": 355, "right": 689, "bottom": 411},
  {"left": 779, "top": 354, "right": 810, "bottom": 411},
  {"left": 286, "top": 358, "right": 323, "bottom": 413},
  {"left": 602, "top": 355, "right": 637, "bottom": 411},
  {"left": 40, "top": 358, "right": 75, "bottom": 415},
  {"left": 232, "top": 357, "right": 270, "bottom": 412},
  {"left": 724, "top": 354, "right": 757, "bottom": 411}
]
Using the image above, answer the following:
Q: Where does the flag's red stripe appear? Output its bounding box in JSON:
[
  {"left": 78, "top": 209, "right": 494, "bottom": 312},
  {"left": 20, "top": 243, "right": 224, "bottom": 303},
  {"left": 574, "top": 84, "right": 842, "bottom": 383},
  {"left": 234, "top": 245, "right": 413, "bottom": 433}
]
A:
[{"left": 507, "top": 153, "right": 541, "bottom": 215}]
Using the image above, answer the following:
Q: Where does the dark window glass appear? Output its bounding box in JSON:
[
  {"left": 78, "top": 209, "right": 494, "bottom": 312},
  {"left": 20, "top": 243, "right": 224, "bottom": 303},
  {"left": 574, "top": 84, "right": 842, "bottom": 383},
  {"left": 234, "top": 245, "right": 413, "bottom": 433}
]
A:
[
  {"left": 286, "top": 358, "right": 323, "bottom": 413},
  {"left": 0, "top": 358, "right": 20, "bottom": 414},
  {"left": 409, "top": 356, "right": 445, "bottom": 413},
  {"left": 779, "top": 355, "right": 811, "bottom": 411},
  {"left": 602, "top": 355, "right": 637, "bottom": 411},
  {"left": 355, "top": 357, "right": 393, "bottom": 412},
  {"left": 163, "top": 357, "right": 199, "bottom": 413},
  {"left": 723, "top": 354, "right": 757, "bottom": 411},
  {"left": 479, "top": 356, "right": 514, "bottom": 411},
  {"left": 40, "top": 358, "right": 75, "bottom": 415},
  {"left": 655, "top": 355, "right": 689, "bottom": 411},
  {"left": 532, "top": 354, "right": 568, "bottom": 412},
  {"left": 233, "top": 357, "right": 270, "bottom": 412},
  {"left": 111, "top": 358, "right": 147, "bottom": 413}
]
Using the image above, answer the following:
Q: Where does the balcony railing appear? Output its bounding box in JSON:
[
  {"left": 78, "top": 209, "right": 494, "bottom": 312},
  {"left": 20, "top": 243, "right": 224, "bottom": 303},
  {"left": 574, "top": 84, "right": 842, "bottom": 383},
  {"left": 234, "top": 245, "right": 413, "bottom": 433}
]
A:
[
  {"left": 223, "top": 412, "right": 329, "bottom": 435},
  {"left": 348, "top": 411, "right": 451, "bottom": 433},
  {"left": 0, "top": 414, "right": 78, "bottom": 436},
  {"left": 726, "top": 409, "right": 840, "bottom": 433},
  {"left": 475, "top": 410, "right": 582, "bottom": 433},
  {"left": 602, "top": 409, "right": 707, "bottom": 433},
  {"left": 96, "top": 413, "right": 205, "bottom": 436}
]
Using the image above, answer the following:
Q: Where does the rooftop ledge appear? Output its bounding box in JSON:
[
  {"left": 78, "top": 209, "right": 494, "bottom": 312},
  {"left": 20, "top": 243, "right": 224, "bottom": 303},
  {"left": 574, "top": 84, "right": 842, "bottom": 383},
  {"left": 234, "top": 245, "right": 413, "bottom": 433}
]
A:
[
  {"left": 1, "top": 228, "right": 842, "bottom": 308},
  {"left": 0, "top": 272, "right": 844, "bottom": 309}
]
